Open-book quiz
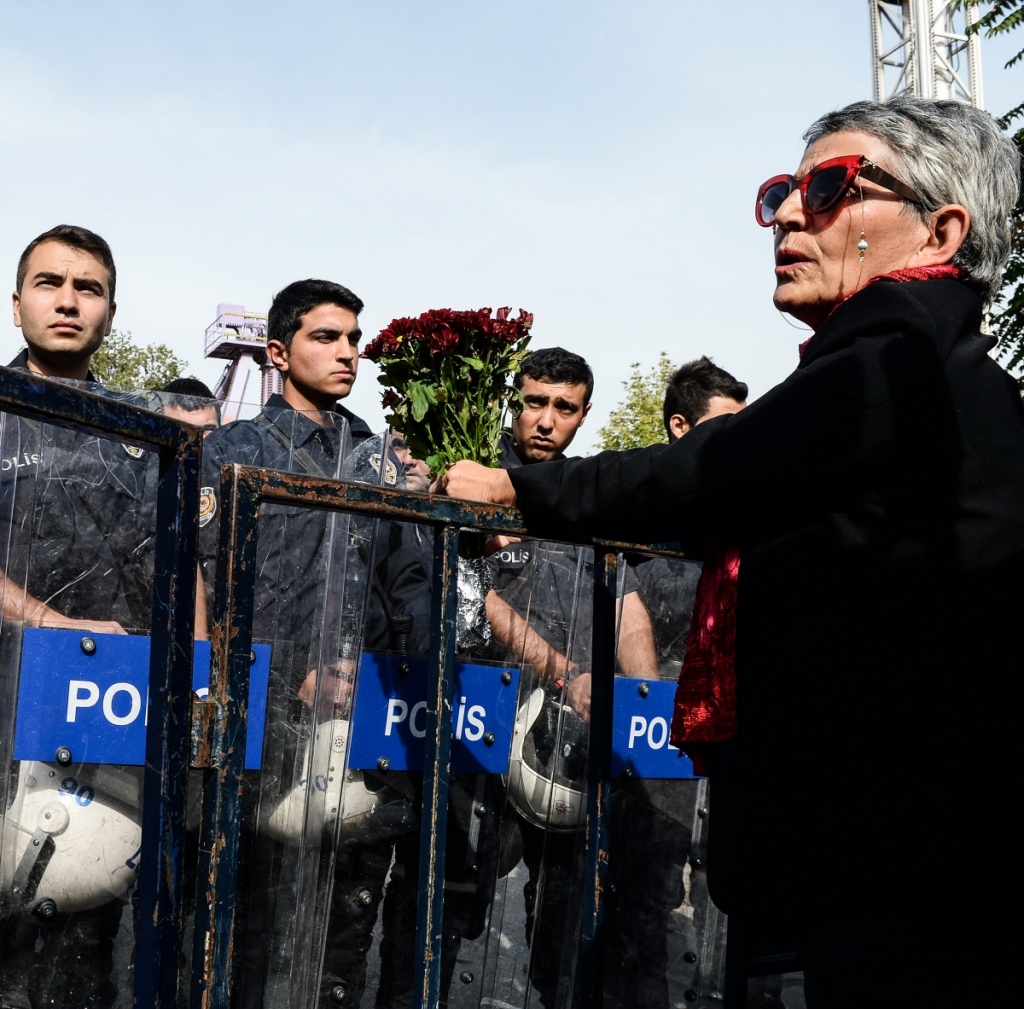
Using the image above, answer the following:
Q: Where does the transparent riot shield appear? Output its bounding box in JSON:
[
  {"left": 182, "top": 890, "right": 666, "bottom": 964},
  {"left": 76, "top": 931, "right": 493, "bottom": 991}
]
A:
[
  {"left": 0, "top": 397, "right": 171, "bottom": 1009},
  {"left": 447, "top": 540, "right": 595, "bottom": 1009},
  {"left": 210, "top": 407, "right": 353, "bottom": 1008},
  {"left": 249, "top": 428, "right": 521, "bottom": 1009},
  {"left": 447, "top": 545, "right": 732, "bottom": 1009},
  {"left": 204, "top": 415, "right": 435, "bottom": 1009},
  {"left": 603, "top": 551, "right": 729, "bottom": 1009},
  {"left": 293, "top": 429, "right": 508, "bottom": 1009},
  {"left": 199, "top": 421, "right": 736, "bottom": 1008},
  {"left": 344, "top": 497, "right": 521, "bottom": 1009},
  {"left": 295, "top": 431, "right": 433, "bottom": 1009}
]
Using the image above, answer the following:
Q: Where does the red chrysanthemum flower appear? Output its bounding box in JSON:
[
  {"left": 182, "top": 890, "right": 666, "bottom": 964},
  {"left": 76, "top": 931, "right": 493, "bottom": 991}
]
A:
[
  {"left": 428, "top": 326, "right": 460, "bottom": 354},
  {"left": 366, "top": 305, "right": 533, "bottom": 472}
]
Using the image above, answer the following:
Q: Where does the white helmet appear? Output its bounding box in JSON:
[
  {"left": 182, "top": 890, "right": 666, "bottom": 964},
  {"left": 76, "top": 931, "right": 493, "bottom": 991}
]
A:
[
  {"left": 504, "top": 688, "right": 588, "bottom": 831},
  {"left": 1, "top": 762, "right": 142, "bottom": 918},
  {"left": 262, "top": 719, "right": 416, "bottom": 846}
]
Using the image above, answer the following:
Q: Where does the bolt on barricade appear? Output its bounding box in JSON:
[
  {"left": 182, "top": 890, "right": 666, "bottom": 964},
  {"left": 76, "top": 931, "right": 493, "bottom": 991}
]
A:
[{"left": 0, "top": 383, "right": 216, "bottom": 1009}]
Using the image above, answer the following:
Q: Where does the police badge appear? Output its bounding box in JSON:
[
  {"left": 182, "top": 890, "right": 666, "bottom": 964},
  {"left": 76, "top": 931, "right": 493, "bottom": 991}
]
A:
[
  {"left": 368, "top": 452, "right": 399, "bottom": 486},
  {"left": 198, "top": 486, "right": 217, "bottom": 527}
]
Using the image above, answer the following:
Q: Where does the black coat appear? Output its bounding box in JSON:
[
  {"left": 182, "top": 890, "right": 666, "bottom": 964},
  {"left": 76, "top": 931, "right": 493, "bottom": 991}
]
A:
[{"left": 507, "top": 279, "right": 1024, "bottom": 914}]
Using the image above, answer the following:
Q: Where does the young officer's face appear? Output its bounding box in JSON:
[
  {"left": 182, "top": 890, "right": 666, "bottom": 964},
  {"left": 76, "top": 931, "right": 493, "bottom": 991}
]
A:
[
  {"left": 511, "top": 375, "right": 591, "bottom": 463},
  {"left": 268, "top": 303, "right": 361, "bottom": 408},
  {"left": 13, "top": 241, "right": 115, "bottom": 372}
]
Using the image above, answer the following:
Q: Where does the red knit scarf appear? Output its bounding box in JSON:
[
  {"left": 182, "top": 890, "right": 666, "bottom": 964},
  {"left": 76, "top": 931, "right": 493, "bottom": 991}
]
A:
[{"left": 669, "top": 265, "right": 964, "bottom": 774}]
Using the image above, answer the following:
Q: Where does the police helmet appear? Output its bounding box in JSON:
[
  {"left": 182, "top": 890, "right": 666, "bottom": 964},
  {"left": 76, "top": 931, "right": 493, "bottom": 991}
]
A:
[
  {"left": 505, "top": 688, "right": 588, "bottom": 831},
  {"left": 1, "top": 762, "right": 142, "bottom": 918},
  {"left": 262, "top": 719, "right": 416, "bottom": 845}
]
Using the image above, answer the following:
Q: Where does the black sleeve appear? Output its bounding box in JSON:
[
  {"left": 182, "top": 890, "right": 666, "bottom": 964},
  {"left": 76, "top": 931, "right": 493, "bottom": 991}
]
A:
[
  {"left": 507, "top": 328, "right": 926, "bottom": 546},
  {"left": 365, "top": 521, "right": 434, "bottom": 656}
]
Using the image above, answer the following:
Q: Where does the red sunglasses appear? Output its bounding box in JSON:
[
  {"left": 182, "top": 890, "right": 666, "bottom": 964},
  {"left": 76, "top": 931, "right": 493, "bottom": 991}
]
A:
[{"left": 755, "top": 155, "right": 921, "bottom": 227}]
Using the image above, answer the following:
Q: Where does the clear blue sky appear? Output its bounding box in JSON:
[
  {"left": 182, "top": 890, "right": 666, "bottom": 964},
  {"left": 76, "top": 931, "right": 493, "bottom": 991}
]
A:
[{"left": 1, "top": 1, "right": 1019, "bottom": 445}]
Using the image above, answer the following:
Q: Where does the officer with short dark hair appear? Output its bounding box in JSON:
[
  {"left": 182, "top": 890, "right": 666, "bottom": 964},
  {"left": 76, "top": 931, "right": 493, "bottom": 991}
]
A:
[
  {"left": 1, "top": 225, "right": 143, "bottom": 1009},
  {"left": 635, "top": 357, "right": 747, "bottom": 678},
  {"left": 480, "top": 348, "right": 663, "bottom": 1008},
  {"left": 662, "top": 356, "right": 747, "bottom": 443},
  {"left": 198, "top": 279, "right": 431, "bottom": 1007}
]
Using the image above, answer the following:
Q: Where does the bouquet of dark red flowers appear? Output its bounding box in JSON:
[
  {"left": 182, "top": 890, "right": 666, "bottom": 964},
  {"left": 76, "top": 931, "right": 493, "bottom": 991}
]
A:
[{"left": 362, "top": 307, "right": 533, "bottom": 474}]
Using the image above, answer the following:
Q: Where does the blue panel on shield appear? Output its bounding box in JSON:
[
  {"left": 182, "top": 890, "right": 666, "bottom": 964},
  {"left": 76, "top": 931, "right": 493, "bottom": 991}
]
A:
[
  {"left": 14, "top": 629, "right": 271, "bottom": 769},
  {"left": 612, "top": 677, "right": 698, "bottom": 778},
  {"left": 347, "top": 653, "right": 520, "bottom": 774}
]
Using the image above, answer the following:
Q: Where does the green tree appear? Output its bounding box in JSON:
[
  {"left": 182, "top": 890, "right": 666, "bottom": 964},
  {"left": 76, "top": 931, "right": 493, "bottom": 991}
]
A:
[
  {"left": 89, "top": 329, "right": 192, "bottom": 390},
  {"left": 596, "top": 353, "right": 676, "bottom": 450},
  {"left": 966, "top": 1, "right": 1024, "bottom": 382}
]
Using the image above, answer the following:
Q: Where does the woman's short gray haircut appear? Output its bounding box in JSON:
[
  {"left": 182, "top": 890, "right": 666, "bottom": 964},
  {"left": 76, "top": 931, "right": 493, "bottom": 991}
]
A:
[{"left": 803, "top": 96, "right": 1020, "bottom": 301}]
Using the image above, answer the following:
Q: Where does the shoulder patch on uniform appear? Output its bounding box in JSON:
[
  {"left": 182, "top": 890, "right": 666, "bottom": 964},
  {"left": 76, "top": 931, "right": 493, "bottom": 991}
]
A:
[
  {"left": 368, "top": 452, "right": 399, "bottom": 486},
  {"left": 199, "top": 487, "right": 217, "bottom": 528},
  {"left": 122, "top": 443, "right": 145, "bottom": 459}
]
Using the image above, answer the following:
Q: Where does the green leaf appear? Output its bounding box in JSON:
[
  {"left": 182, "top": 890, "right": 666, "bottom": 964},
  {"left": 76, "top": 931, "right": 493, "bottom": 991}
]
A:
[{"left": 408, "top": 382, "right": 432, "bottom": 422}]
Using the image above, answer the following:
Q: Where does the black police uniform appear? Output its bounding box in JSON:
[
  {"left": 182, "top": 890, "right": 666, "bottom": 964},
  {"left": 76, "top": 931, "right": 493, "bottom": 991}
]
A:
[
  {"left": 633, "top": 556, "right": 701, "bottom": 677},
  {"left": 1, "top": 353, "right": 155, "bottom": 1009},
  {"left": 198, "top": 395, "right": 431, "bottom": 1009}
]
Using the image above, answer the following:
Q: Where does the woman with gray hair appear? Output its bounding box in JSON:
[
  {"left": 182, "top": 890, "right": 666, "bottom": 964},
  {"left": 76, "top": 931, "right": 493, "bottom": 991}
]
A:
[{"left": 440, "top": 96, "right": 1024, "bottom": 1005}]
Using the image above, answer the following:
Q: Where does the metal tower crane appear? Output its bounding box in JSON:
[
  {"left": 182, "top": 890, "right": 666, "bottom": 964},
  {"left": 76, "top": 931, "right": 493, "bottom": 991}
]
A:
[
  {"left": 204, "top": 304, "right": 283, "bottom": 424},
  {"left": 870, "top": 0, "right": 984, "bottom": 106}
]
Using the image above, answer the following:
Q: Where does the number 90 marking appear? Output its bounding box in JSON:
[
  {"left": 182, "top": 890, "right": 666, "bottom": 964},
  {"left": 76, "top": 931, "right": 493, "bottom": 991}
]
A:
[{"left": 58, "top": 776, "right": 95, "bottom": 807}]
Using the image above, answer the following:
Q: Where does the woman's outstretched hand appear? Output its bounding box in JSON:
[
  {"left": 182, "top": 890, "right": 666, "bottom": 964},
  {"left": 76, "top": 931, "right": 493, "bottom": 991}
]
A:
[{"left": 432, "top": 461, "right": 517, "bottom": 507}]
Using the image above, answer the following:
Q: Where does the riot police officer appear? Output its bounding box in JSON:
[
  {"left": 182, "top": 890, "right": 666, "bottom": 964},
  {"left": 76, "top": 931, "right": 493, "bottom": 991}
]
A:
[
  {"left": 483, "top": 349, "right": 664, "bottom": 1008},
  {"left": 1, "top": 225, "right": 135, "bottom": 1009},
  {"left": 198, "top": 279, "right": 431, "bottom": 1008}
]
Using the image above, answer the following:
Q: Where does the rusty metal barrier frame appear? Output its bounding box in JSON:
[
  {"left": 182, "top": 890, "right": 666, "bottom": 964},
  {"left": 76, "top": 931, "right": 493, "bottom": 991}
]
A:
[
  {"left": 0, "top": 366, "right": 204, "bottom": 1009},
  {"left": 1, "top": 373, "right": 738, "bottom": 1008},
  {"left": 193, "top": 464, "right": 683, "bottom": 1009}
]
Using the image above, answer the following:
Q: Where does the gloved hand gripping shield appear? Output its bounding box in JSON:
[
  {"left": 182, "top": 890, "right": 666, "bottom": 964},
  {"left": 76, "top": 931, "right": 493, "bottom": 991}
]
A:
[{"left": 0, "top": 388, "right": 196, "bottom": 1009}]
